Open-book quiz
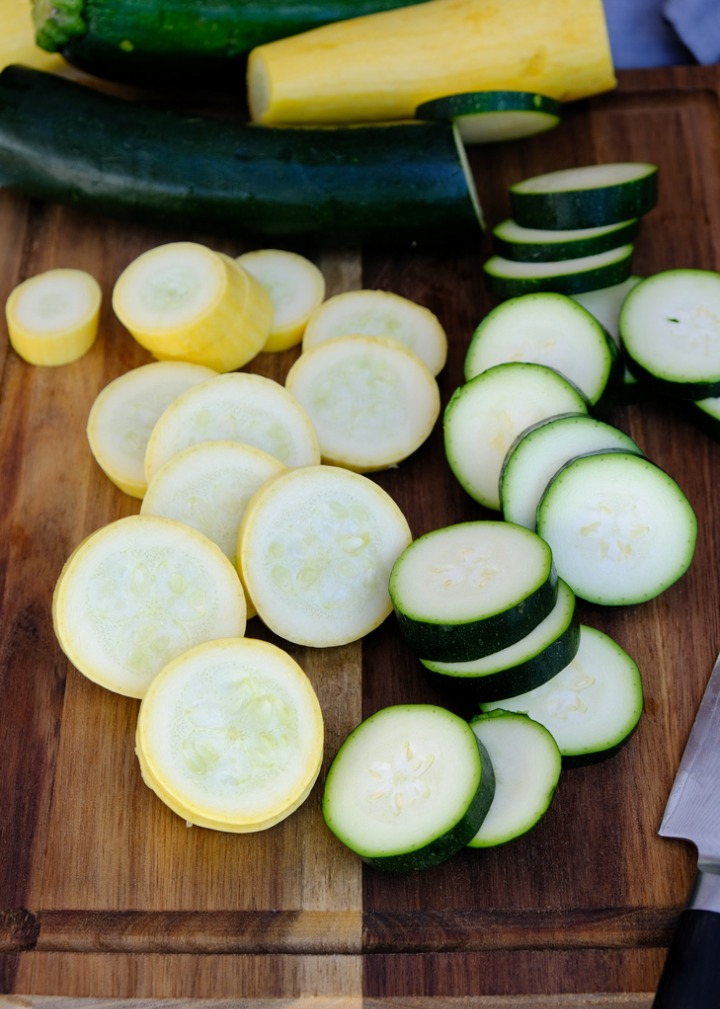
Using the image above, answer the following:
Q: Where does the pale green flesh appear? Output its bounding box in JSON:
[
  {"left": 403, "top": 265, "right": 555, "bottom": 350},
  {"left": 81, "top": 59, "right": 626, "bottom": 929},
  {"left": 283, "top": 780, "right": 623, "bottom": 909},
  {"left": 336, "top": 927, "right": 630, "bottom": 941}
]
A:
[
  {"left": 495, "top": 218, "right": 636, "bottom": 248},
  {"left": 323, "top": 705, "right": 482, "bottom": 856},
  {"left": 572, "top": 276, "right": 643, "bottom": 343},
  {"left": 464, "top": 292, "right": 614, "bottom": 403},
  {"left": 481, "top": 626, "right": 643, "bottom": 757},
  {"left": 537, "top": 452, "right": 697, "bottom": 605},
  {"left": 484, "top": 244, "right": 634, "bottom": 281},
  {"left": 456, "top": 110, "right": 559, "bottom": 144},
  {"left": 501, "top": 414, "right": 642, "bottom": 531},
  {"left": 468, "top": 712, "right": 561, "bottom": 845},
  {"left": 444, "top": 362, "right": 587, "bottom": 510},
  {"left": 420, "top": 578, "right": 574, "bottom": 676},
  {"left": 390, "top": 521, "right": 552, "bottom": 625},
  {"left": 619, "top": 269, "right": 720, "bottom": 381}
]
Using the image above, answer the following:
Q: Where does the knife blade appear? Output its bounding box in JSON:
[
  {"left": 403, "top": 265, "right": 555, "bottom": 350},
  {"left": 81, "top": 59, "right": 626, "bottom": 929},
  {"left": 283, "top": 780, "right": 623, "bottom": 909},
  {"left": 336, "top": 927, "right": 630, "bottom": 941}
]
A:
[{"left": 653, "top": 648, "right": 720, "bottom": 1008}]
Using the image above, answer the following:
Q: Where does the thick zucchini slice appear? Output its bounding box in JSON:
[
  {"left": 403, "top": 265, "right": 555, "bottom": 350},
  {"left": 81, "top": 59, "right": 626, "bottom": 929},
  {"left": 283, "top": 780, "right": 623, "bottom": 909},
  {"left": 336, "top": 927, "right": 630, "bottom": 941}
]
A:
[
  {"left": 322, "top": 703, "right": 495, "bottom": 871},
  {"left": 235, "top": 248, "right": 326, "bottom": 353},
  {"left": 415, "top": 90, "right": 561, "bottom": 144},
  {"left": 492, "top": 217, "right": 640, "bottom": 263},
  {"left": 389, "top": 520, "right": 557, "bottom": 663},
  {"left": 468, "top": 710, "right": 561, "bottom": 846},
  {"left": 618, "top": 268, "right": 720, "bottom": 398},
  {"left": 32, "top": 0, "right": 428, "bottom": 85},
  {"left": 483, "top": 244, "right": 635, "bottom": 298},
  {"left": 5, "top": 267, "right": 101, "bottom": 366},
  {"left": 285, "top": 335, "right": 440, "bottom": 472},
  {"left": 0, "top": 65, "right": 483, "bottom": 247},
  {"left": 420, "top": 578, "right": 579, "bottom": 702},
  {"left": 509, "top": 162, "right": 659, "bottom": 230},
  {"left": 86, "top": 361, "right": 218, "bottom": 499},
  {"left": 481, "top": 625, "right": 644, "bottom": 765},
  {"left": 464, "top": 292, "right": 621, "bottom": 407},
  {"left": 136, "top": 637, "right": 324, "bottom": 832},
  {"left": 238, "top": 464, "right": 412, "bottom": 648},
  {"left": 52, "top": 515, "right": 247, "bottom": 699},
  {"left": 500, "top": 413, "right": 643, "bottom": 531},
  {"left": 536, "top": 451, "right": 697, "bottom": 606},
  {"left": 302, "top": 288, "right": 448, "bottom": 377},
  {"left": 444, "top": 361, "right": 588, "bottom": 511},
  {"left": 143, "top": 372, "right": 320, "bottom": 483}
]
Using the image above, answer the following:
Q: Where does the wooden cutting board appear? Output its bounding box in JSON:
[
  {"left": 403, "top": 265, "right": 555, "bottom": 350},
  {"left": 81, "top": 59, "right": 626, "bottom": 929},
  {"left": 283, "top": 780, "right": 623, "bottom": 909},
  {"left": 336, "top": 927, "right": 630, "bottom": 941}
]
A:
[{"left": 1, "top": 63, "right": 720, "bottom": 1006}]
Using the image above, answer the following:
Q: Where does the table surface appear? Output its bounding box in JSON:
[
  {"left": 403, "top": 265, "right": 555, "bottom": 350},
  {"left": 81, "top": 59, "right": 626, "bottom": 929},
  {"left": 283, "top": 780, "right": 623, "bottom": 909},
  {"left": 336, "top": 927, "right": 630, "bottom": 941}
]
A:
[{"left": 1, "top": 63, "right": 720, "bottom": 1006}]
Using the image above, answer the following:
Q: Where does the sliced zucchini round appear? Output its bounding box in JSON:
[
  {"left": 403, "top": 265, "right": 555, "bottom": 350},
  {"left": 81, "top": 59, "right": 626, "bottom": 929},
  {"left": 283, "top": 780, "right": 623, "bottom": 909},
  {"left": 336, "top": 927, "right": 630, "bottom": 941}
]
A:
[
  {"left": 136, "top": 636, "right": 324, "bottom": 832},
  {"left": 481, "top": 625, "right": 644, "bottom": 765},
  {"left": 688, "top": 394, "right": 720, "bottom": 441},
  {"left": 86, "top": 360, "right": 218, "bottom": 499},
  {"left": 301, "top": 288, "right": 448, "bottom": 377},
  {"left": 322, "top": 703, "right": 495, "bottom": 872},
  {"left": 492, "top": 217, "right": 640, "bottom": 263},
  {"left": 238, "top": 464, "right": 412, "bottom": 648},
  {"left": 420, "top": 577, "right": 579, "bottom": 701},
  {"left": 500, "top": 413, "right": 643, "bottom": 531},
  {"left": 619, "top": 268, "right": 720, "bottom": 398},
  {"left": 235, "top": 248, "right": 326, "bottom": 353},
  {"left": 143, "top": 371, "right": 320, "bottom": 483},
  {"left": 509, "top": 162, "right": 659, "bottom": 230},
  {"left": 389, "top": 520, "right": 557, "bottom": 664},
  {"left": 536, "top": 451, "right": 697, "bottom": 606},
  {"left": 285, "top": 334, "right": 440, "bottom": 472},
  {"left": 444, "top": 361, "right": 588, "bottom": 511},
  {"left": 483, "top": 243, "right": 635, "bottom": 299},
  {"left": 415, "top": 90, "right": 561, "bottom": 144},
  {"left": 468, "top": 710, "right": 561, "bottom": 846},
  {"left": 464, "top": 292, "right": 621, "bottom": 407},
  {"left": 52, "top": 515, "right": 248, "bottom": 699}
]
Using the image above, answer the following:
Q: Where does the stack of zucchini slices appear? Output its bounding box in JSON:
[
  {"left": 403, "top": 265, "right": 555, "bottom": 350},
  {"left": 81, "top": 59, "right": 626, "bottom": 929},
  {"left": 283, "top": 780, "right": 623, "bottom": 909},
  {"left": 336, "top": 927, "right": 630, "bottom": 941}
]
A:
[{"left": 484, "top": 162, "right": 658, "bottom": 298}]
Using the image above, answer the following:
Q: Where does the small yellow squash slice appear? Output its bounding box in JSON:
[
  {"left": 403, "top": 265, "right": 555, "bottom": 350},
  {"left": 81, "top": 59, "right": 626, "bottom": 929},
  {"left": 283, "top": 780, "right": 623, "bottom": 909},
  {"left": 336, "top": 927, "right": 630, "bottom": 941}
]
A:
[
  {"left": 112, "top": 242, "right": 273, "bottom": 372},
  {"left": 136, "top": 636, "right": 324, "bottom": 832},
  {"left": 86, "top": 360, "right": 218, "bottom": 498},
  {"left": 236, "top": 248, "right": 326, "bottom": 353},
  {"left": 143, "top": 371, "right": 320, "bottom": 483},
  {"left": 6, "top": 267, "right": 101, "bottom": 366},
  {"left": 238, "top": 464, "right": 412, "bottom": 647},
  {"left": 285, "top": 335, "right": 440, "bottom": 472},
  {"left": 53, "top": 515, "right": 247, "bottom": 698}
]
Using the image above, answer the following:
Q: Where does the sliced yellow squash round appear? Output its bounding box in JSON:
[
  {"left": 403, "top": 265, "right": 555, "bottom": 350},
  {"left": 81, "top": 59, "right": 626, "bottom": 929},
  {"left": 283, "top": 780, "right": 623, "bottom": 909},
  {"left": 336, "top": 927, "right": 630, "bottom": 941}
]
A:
[
  {"left": 143, "top": 371, "right": 320, "bottom": 483},
  {"left": 236, "top": 248, "right": 326, "bottom": 353},
  {"left": 112, "top": 242, "right": 273, "bottom": 372},
  {"left": 301, "top": 288, "right": 448, "bottom": 376},
  {"left": 6, "top": 267, "right": 101, "bottom": 366},
  {"left": 285, "top": 334, "right": 440, "bottom": 472},
  {"left": 238, "top": 464, "right": 412, "bottom": 647},
  {"left": 52, "top": 515, "right": 247, "bottom": 699},
  {"left": 86, "top": 360, "right": 218, "bottom": 498},
  {"left": 135, "top": 636, "right": 324, "bottom": 832},
  {"left": 140, "top": 440, "right": 286, "bottom": 618}
]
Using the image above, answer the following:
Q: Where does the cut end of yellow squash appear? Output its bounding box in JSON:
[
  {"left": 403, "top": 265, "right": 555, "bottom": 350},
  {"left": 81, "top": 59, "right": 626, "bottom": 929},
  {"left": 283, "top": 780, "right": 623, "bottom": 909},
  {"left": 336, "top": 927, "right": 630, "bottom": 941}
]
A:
[{"left": 6, "top": 267, "right": 101, "bottom": 366}]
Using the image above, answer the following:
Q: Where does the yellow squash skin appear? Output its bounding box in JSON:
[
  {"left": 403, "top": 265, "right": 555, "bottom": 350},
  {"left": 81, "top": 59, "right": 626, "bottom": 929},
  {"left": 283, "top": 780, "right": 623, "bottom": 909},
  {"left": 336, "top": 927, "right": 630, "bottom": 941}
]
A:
[{"left": 247, "top": 0, "right": 616, "bottom": 125}]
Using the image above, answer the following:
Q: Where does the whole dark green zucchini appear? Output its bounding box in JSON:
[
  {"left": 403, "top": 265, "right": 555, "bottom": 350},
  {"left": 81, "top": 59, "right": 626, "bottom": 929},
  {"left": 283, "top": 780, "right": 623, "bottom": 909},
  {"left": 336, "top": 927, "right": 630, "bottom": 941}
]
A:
[
  {"left": 0, "top": 66, "right": 483, "bottom": 246},
  {"left": 32, "top": 0, "right": 427, "bottom": 87}
]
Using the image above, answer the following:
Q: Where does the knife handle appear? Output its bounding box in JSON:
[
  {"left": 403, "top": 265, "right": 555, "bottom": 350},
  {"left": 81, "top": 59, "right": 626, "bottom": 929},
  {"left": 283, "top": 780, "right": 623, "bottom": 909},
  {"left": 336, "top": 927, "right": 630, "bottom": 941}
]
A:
[{"left": 653, "top": 870, "right": 720, "bottom": 1008}]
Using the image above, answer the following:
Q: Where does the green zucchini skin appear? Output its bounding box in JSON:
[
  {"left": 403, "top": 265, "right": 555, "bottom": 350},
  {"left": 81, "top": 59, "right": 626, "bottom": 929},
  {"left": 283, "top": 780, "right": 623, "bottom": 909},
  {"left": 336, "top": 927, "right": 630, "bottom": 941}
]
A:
[
  {"left": 0, "top": 66, "right": 482, "bottom": 247},
  {"left": 33, "top": 0, "right": 427, "bottom": 87}
]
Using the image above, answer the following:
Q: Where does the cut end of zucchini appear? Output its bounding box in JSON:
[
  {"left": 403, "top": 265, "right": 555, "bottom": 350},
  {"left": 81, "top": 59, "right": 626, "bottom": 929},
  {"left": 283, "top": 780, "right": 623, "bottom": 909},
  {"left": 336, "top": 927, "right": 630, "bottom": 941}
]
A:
[
  {"left": 416, "top": 91, "right": 561, "bottom": 144},
  {"left": 32, "top": 0, "right": 87, "bottom": 51},
  {"left": 6, "top": 267, "right": 101, "bottom": 366}
]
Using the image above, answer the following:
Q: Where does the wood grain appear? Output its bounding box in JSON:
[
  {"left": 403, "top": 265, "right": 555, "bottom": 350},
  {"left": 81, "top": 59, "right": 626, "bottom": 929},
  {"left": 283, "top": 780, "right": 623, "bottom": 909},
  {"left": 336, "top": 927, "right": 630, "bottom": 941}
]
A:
[{"left": 1, "top": 64, "right": 720, "bottom": 1003}]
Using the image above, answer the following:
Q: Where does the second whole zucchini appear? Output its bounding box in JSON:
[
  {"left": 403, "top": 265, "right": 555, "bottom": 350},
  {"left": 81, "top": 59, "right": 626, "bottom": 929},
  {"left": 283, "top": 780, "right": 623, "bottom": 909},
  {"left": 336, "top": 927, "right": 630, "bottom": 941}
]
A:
[
  {"left": 0, "top": 65, "right": 484, "bottom": 246},
  {"left": 31, "top": 0, "right": 428, "bottom": 87}
]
